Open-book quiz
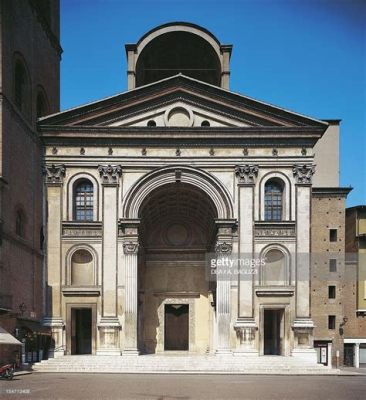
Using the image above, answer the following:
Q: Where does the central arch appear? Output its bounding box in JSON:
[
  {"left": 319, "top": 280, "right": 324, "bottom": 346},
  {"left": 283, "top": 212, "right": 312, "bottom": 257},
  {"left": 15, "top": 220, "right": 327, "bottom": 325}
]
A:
[
  {"left": 123, "top": 166, "right": 234, "bottom": 354},
  {"left": 122, "top": 165, "right": 234, "bottom": 221}
]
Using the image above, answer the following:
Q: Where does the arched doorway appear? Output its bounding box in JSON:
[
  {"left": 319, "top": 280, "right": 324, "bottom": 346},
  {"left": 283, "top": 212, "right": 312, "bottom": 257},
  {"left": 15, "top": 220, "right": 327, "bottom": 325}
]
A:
[
  {"left": 121, "top": 165, "right": 235, "bottom": 355},
  {"left": 138, "top": 182, "right": 217, "bottom": 353}
]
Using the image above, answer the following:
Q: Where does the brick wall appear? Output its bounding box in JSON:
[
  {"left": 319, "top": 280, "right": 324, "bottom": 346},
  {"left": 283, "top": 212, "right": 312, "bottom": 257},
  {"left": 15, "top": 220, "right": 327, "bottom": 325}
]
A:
[
  {"left": 311, "top": 192, "right": 347, "bottom": 366},
  {"left": 0, "top": 1, "right": 60, "bottom": 345}
]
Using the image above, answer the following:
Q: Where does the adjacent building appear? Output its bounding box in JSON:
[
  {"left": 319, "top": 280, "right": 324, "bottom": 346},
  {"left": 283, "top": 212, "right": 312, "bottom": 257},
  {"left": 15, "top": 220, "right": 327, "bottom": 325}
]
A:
[
  {"left": 344, "top": 206, "right": 366, "bottom": 367},
  {"left": 0, "top": 0, "right": 61, "bottom": 363}
]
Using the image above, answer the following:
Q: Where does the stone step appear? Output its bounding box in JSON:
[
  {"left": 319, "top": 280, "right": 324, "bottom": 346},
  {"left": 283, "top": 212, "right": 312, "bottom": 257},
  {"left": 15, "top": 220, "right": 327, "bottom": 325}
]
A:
[{"left": 33, "top": 355, "right": 337, "bottom": 375}]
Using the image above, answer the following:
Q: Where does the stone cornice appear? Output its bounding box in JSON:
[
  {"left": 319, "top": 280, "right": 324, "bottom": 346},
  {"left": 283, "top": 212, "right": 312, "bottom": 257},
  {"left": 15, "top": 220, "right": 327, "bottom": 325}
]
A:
[
  {"left": 39, "top": 126, "right": 324, "bottom": 148},
  {"left": 312, "top": 187, "right": 353, "bottom": 197}
]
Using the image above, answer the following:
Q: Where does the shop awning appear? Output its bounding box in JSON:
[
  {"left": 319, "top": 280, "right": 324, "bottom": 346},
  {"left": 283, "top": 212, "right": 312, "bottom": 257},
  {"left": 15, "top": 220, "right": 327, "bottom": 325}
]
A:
[{"left": 0, "top": 326, "right": 22, "bottom": 346}]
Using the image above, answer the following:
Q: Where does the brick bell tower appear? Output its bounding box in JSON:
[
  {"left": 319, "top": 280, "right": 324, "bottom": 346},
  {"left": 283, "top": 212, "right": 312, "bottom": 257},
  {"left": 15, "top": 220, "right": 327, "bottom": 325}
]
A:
[{"left": 0, "top": 0, "right": 61, "bottom": 363}]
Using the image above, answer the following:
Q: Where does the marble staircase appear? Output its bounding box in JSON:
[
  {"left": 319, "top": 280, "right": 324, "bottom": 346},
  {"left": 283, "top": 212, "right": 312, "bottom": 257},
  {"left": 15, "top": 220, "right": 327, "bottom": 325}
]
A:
[{"left": 33, "top": 354, "right": 340, "bottom": 375}]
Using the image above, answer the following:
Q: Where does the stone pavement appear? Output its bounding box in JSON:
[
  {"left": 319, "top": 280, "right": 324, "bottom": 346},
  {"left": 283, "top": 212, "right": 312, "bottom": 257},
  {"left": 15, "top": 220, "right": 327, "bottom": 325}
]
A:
[{"left": 1, "top": 373, "right": 366, "bottom": 400}]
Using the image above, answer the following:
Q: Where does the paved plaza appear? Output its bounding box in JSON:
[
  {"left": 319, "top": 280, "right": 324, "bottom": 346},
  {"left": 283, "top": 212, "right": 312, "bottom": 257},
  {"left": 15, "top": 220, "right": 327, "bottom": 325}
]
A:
[{"left": 1, "top": 373, "right": 366, "bottom": 400}]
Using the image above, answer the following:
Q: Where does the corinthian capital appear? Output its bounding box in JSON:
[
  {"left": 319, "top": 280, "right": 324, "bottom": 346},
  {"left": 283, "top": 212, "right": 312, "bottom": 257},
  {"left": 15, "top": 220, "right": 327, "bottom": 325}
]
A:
[
  {"left": 98, "top": 164, "right": 122, "bottom": 185},
  {"left": 235, "top": 165, "right": 259, "bottom": 185},
  {"left": 293, "top": 164, "right": 315, "bottom": 185},
  {"left": 43, "top": 164, "right": 66, "bottom": 185},
  {"left": 123, "top": 241, "right": 139, "bottom": 255}
]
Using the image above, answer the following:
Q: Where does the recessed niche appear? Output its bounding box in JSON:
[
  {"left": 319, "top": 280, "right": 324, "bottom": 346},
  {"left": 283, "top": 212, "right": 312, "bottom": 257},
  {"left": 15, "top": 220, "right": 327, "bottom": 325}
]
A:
[{"left": 165, "top": 106, "right": 194, "bottom": 127}]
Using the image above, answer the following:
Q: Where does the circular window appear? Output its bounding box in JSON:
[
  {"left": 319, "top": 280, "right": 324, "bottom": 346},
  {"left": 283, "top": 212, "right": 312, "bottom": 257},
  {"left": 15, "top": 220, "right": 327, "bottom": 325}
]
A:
[
  {"left": 201, "top": 120, "right": 210, "bottom": 127},
  {"left": 147, "top": 120, "right": 156, "bottom": 127}
]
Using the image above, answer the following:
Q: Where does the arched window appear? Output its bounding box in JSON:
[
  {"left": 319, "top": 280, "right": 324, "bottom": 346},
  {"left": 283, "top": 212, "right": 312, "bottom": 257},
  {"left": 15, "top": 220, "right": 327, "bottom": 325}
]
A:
[
  {"left": 74, "top": 180, "right": 94, "bottom": 221},
  {"left": 14, "top": 61, "right": 27, "bottom": 111},
  {"left": 264, "top": 179, "right": 283, "bottom": 221},
  {"left": 261, "top": 249, "right": 288, "bottom": 286},
  {"left": 36, "top": 90, "right": 49, "bottom": 119},
  {"left": 16, "top": 210, "right": 25, "bottom": 238},
  {"left": 71, "top": 249, "right": 94, "bottom": 286}
]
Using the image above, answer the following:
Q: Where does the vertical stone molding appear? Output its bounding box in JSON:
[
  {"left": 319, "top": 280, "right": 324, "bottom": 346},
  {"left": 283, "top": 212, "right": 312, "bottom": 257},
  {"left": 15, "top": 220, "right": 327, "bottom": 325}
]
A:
[
  {"left": 292, "top": 164, "right": 316, "bottom": 361},
  {"left": 98, "top": 164, "right": 122, "bottom": 186},
  {"left": 97, "top": 165, "right": 122, "bottom": 354},
  {"left": 293, "top": 164, "right": 315, "bottom": 185},
  {"left": 235, "top": 165, "right": 258, "bottom": 321},
  {"left": 214, "top": 220, "right": 235, "bottom": 354},
  {"left": 43, "top": 165, "right": 66, "bottom": 353},
  {"left": 120, "top": 220, "right": 140, "bottom": 355}
]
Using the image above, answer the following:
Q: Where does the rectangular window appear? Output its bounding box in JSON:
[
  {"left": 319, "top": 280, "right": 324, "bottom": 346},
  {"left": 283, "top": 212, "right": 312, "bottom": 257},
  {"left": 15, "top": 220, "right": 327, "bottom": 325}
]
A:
[
  {"left": 328, "top": 286, "right": 336, "bottom": 299},
  {"left": 329, "top": 259, "right": 337, "bottom": 272},
  {"left": 329, "top": 229, "right": 337, "bottom": 242},
  {"left": 328, "top": 315, "right": 336, "bottom": 330}
]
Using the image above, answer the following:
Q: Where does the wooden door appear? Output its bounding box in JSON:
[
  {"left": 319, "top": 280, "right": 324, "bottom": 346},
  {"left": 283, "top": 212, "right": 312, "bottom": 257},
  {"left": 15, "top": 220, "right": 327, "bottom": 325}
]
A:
[{"left": 164, "top": 304, "right": 189, "bottom": 351}]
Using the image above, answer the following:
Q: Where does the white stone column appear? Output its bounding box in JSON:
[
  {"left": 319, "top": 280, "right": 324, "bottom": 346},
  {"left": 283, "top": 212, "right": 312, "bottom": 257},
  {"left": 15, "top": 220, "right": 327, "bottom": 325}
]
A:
[
  {"left": 355, "top": 343, "right": 360, "bottom": 368},
  {"left": 292, "top": 164, "right": 317, "bottom": 362},
  {"left": 42, "top": 164, "right": 66, "bottom": 357},
  {"left": 121, "top": 220, "right": 140, "bottom": 355},
  {"left": 233, "top": 165, "right": 258, "bottom": 355},
  {"left": 215, "top": 222, "right": 234, "bottom": 354},
  {"left": 97, "top": 165, "right": 122, "bottom": 355}
]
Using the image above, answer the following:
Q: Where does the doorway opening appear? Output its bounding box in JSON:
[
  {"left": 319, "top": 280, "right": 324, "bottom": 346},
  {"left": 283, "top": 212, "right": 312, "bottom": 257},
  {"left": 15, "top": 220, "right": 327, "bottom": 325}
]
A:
[
  {"left": 164, "top": 304, "right": 189, "bottom": 351},
  {"left": 264, "top": 309, "right": 284, "bottom": 355},
  {"left": 71, "top": 308, "right": 92, "bottom": 355}
]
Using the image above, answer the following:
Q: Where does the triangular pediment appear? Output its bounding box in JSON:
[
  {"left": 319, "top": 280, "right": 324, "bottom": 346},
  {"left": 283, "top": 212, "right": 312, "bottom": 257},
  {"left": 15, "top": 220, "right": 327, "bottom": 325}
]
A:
[
  {"left": 39, "top": 74, "right": 327, "bottom": 129},
  {"left": 105, "top": 99, "right": 252, "bottom": 128}
]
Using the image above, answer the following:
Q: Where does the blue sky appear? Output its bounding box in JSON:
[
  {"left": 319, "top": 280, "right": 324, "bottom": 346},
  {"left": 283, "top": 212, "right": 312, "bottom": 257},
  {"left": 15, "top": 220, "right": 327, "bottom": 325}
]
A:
[{"left": 61, "top": 0, "right": 366, "bottom": 206}]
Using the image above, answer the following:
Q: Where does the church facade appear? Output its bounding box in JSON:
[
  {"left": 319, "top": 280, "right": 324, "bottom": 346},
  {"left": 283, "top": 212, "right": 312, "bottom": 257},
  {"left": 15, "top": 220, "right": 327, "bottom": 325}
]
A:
[{"left": 39, "top": 23, "right": 344, "bottom": 361}]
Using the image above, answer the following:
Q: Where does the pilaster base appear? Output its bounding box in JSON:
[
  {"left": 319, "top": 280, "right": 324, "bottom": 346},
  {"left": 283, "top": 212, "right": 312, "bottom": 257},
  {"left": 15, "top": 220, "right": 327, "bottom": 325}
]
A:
[
  {"left": 292, "top": 318, "right": 316, "bottom": 363},
  {"left": 42, "top": 317, "right": 65, "bottom": 357},
  {"left": 97, "top": 317, "right": 121, "bottom": 355},
  {"left": 234, "top": 318, "right": 258, "bottom": 355}
]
